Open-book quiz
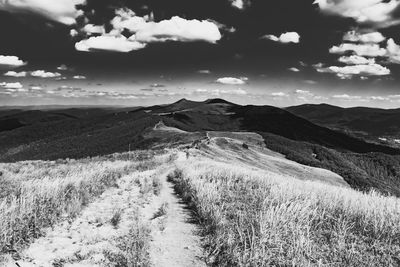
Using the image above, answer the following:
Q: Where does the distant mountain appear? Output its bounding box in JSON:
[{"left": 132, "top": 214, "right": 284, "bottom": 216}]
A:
[
  {"left": 286, "top": 104, "right": 400, "bottom": 146},
  {"left": 2, "top": 99, "right": 400, "bottom": 196}
]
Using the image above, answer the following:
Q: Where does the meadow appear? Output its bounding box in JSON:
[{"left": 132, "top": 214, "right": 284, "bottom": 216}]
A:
[
  {"left": 170, "top": 156, "right": 400, "bottom": 266},
  {"left": 0, "top": 150, "right": 168, "bottom": 265}
]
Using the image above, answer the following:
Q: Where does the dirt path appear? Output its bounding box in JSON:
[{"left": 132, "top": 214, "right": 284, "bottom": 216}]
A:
[
  {"left": 5, "top": 153, "right": 207, "bottom": 267},
  {"left": 147, "top": 168, "right": 206, "bottom": 267}
]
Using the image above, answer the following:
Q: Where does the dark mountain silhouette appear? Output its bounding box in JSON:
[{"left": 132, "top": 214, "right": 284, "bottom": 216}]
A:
[{"left": 286, "top": 104, "right": 400, "bottom": 144}]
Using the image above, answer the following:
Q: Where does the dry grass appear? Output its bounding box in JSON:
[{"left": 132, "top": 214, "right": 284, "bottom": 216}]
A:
[
  {"left": 170, "top": 158, "right": 400, "bottom": 266},
  {"left": 0, "top": 151, "right": 165, "bottom": 259}
]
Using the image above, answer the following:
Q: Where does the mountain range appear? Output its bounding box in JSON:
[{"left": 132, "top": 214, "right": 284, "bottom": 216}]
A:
[{"left": 1, "top": 99, "right": 400, "bottom": 196}]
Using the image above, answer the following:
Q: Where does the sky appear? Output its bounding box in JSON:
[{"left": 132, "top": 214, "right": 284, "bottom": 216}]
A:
[{"left": 1, "top": 0, "right": 400, "bottom": 108}]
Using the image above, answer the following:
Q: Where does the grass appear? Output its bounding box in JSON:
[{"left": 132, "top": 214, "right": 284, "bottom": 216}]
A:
[
  {"left": 169, "top": 158, "right": 400, "bottom": 266},
  {"left": 0, "top": 151, "right": 165, "bottom": 260}
]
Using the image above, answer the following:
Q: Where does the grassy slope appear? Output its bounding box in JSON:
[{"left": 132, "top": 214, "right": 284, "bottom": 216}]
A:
[
  {"left": 0, "top": 150, "right": 167, "bottom": 261},
  {"left": 170, "top": 156, "right": 400, "bottom": 266}
]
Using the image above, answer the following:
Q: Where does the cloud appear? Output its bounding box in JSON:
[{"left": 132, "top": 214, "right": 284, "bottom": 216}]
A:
[
  {"left": 195, "top": 88, "right": 247, "bottom": 95},
  {"left": 4, "top": 71, "right": 27, "bottom": 77},
  {"left": 31, "top": 70, "right": 62, "bottom": 78},
  {"left": 295, "top": 90, "right": 314, "bottom": 96},
  {"left": 338, "top": 55, "right": 376, "bottom": 65},
  {"left": 343, "top": 31, "right": 386, "bottom": 43},
  {"left": 386, "top": 38, "right": 400, "bottom": 63},
  {"left": 329, "top": 43, "right": 386, "bottom": 57},
  {"left": 75, "top": 35, "right": 147, "bottom": 52},
  {"left": 315, "top": 63, "right": 390, "bottom": 78},
  {"left": 271, "top": 92, "right": 289, "bottom": 97},
  {"left": 111, "top": 11, "right": 222, "bottom": 44},
  {"left": 288, "top": 67, "right": 300, "bottom": 72},
  {"left": 150, "top": 83, "right": 166, "bottom": 88},
  {"left": 332, "top": 94, "right": 362, "bottom": 100},
  {"left": 0, "top": 0, "right": 85, "bottom": 25},
  {"left": 82, "top": 24, "right": 105, "bottom": 35},
  {"left": 57, "top": 64, "right": 69, "bottom": 71},
  {"left": 198, "top": 70, "right": 211, "bottom": 74},
  {"left": 262, "top": 32, "right": 300, "bottom": 44},
  {"left": 315, "top": 0, "right": 400, "bottom": 28},
  {"left": 1, "top": 82, "right": 23, "bottom": 89},
  {"left": 0, "top": 55, "right": 26, "bottom": 68},
  {"left": 73, "top": 75, "right": 87, "bottom": 80},
  {"left": 30, "top": 85, "right": 43, "bottom": 90},
  {"left": 216, "top": 77, "right": 248, "bottom": 85},
  {"left": 230, "top": 0, "right": 250, "bottom": 10}
]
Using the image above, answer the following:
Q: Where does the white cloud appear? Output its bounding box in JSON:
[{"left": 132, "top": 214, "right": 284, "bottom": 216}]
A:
[
  {"left": 112, "top": 12, "right": 222, "bottom": 44},
  {"left": 0, "top": 55, "right": 26, "bottom": 67},
  {"left": 329, "top": 43, "right": 386, "bottom": 57},
  {"left": 57, "top": 64, "right": 69, "bottom": 71},
  {"left": 73, "top": 75, "right": 87, "bottom": 80},
  {"left": 338, "top": 55, "right": 375, "bottom": 65},
  {"left": 0, "top": 0, "right": 85, "bottom": 25},
  {"left": 343, "top": 31, "right": 386, "bottom": 43},
  {"left": 31, "top": 70, "right": 62, "bottom": 78},
  {"left": 30, "top": 85, "right": 43, "bottom": 90},
  {"left": 230, "top": 0, "right": 250, "bottom": 9},
  {"left": 332, "top": 94, "right": 362, "bottom": 100},
  {"left": 82, "top": 24, "right": 105, "bottom": 35},
  {"left": 1, "top": 82, "right": 23, "bottom": 89},
  {"left": 4, "top": 71, "right": 27, "bottom": 77},
  {"left": 315, "top": 0, "right": 400, "bottom": 28},
  {"left": 315, "top": 63, "right": 390, "bottom": 78},
  {"left": 195, "top": 88, "right": 247, "bottom": 95},
  {"left": 216, "top": 77, "right": 247, "bottom": 85},
  {"left": 295, "top": 90, "right": 314, "bottom": 96},
  {"left": 288, "top": 67, "right": 300, "bottom": 72},
  {"left": 262, "top": 32, "right": 300, "bottom": 44},
  {"left": 386, "top": 38, "right": 400, "bottom": 63},
  {"left": 198, "top": 70, "right": 211, "bottom": 74},
  {"left": 271, "top": 92, "right": 288, "bottom": 97},
  {"left": 75, "top": 35, "right": 147, "bottom": 53}
]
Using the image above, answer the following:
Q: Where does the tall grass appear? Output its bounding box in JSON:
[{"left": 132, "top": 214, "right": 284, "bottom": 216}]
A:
[
  {"left": 170, "top": 159, "right": 400, "bottom": 266},
  {"left": 0, "top": 152, "right": 166, "bottom": 258}
]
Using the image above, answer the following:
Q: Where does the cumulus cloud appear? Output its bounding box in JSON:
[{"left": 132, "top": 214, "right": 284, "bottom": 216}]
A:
[
  {"left": 386, "top": 38, "right": 400, "bottom": 63},
  {"left": 4, "top": 71, "right": 27, "bottom": 77},
  {"left": 82, "top": 24, "right": 105, "bottom": 35},
  {"left": 73, "top": 75, "right": 87, "bottom": 80},
  {"left": 288, "top": 67, "right": 300, "bottom": 72},
  {"left": 75, "top": 35, "right": 147, "bottom": 53},
  {"left": 262, "top": 32, "right": 300, "bottom": 44},
  {"left": 338, "top": 55, "right": 376, "bottom": 65},
  {"left": 198, "top": 70, "right": 211, "bottom": 74},
  {"left": 329, "top": 43, "right": 386, "bottom": 57},
  {"left": 343, "top": 31, "right": 386, "bottom": 43},
  {"left": 57, "top": 64, "right": 69, "bottom": 71},
  {"left": 112, "top": 12, "right": 222, "bottom": 44},
  {"left": 0, "top": 0, "right": 85, "bottom": 25},
  {"left": 195, "top": 88, "right": 247, "bottom": 95},
  {"left": 271, "top": 92, "right": 289, "bottom": 97},
  {"left": 295, "top": 90, "right": 314, "bottom": 96},
  {"left": 230, "top": 0, "right": 250, "bottom": 10},
  {"left": 0, "top": 55, "right": 26, "bottom": 68},
  {"left": 30, "top": 85, "right": 43, "bottom": 90},
  {"left": 332, "top": 94, "right": 362, "bottom": 100},
  {"left": 1, "top": 82, "right": 23, "bottom": 89},
  {"left": 315, "top": 63, "right": 390, "bottom": 79},
  {"left": 74, "top": 8, "right": 222, "bottom": 52},
  {"left": 215, "top": 77, "right": 248, "bottom": 85},
  {"left": 31, "top": 70, "right": 62, "bottom": 78},
  {"left": 315, "top": 0, "right": 400, "bottom": 28}
]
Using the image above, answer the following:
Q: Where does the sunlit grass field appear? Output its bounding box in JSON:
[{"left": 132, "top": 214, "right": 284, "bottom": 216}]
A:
[
  {"left": 0, "top": 150, "right": 168, "bottom": 263},
  {"left": 170, "top": 157, "right": 400, "bottom": 266}
]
